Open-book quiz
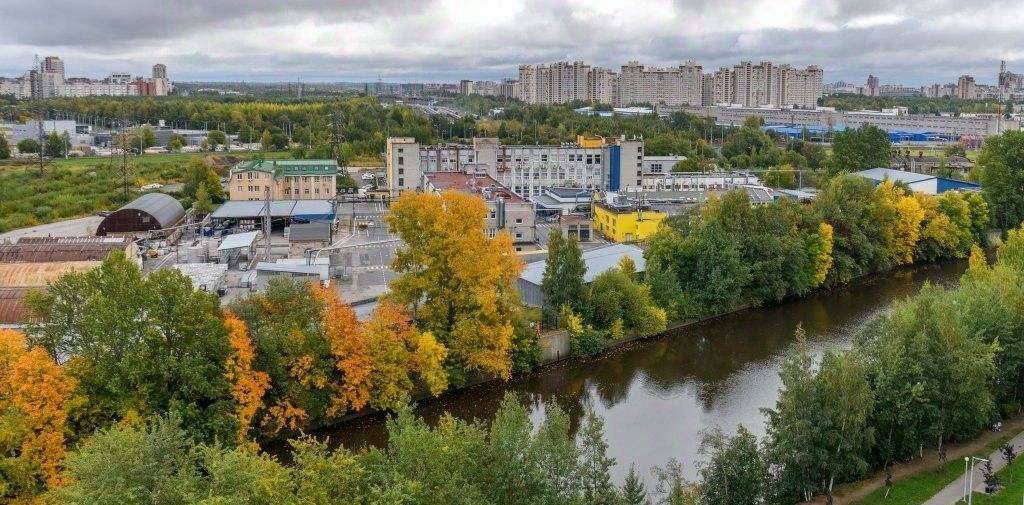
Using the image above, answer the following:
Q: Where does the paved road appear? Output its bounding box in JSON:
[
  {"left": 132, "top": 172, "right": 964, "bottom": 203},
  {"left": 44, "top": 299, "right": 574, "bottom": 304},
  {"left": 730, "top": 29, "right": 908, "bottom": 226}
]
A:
[
  {"left": 0, "top": 215, "right": 104, "bottom": 243},
  {"left": 924, "top": 430, "right": 1024, "bottom": 505}
]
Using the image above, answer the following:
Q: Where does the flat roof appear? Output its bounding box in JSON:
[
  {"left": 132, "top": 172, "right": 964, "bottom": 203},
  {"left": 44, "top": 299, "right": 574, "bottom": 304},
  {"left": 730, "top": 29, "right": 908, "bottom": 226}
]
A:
[
  {"left": 255, "top": 262, "right": 326, "bottom": 275},
  {"left": 424, "top": 172, "right": 525, "bottom": 202},
  {"left": 211, "top": 200, "right": 335, "bottom": 219},
  {"left": 289, "top": 222, "right": 331, "bottom": 242},
  {"left": 520, "top": 244, "right": 646, "bottom": 287},
  {"left": 211, "top": 201, "right": 265, "bottom": 219},
  {"left": 853, "top": 168, "right": 936, "bottom": 184},
  {"left": 217, "top": 231, "right": 260, "bottom": 251}
]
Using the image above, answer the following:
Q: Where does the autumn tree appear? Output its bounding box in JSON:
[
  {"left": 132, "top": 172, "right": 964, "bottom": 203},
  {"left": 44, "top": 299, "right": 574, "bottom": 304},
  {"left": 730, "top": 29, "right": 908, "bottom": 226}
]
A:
[
  {"left": 312, "top": 283, "right": 372, "bottom": 417},
  {"left": 0, "top": 329, "right": 78, "bottom": 499},
  {"left": 363, "top": 301, "right": 448, "bottom": 409},
  {"left": 541, "top": 229, "right": 589, "bottom": 324},
  {"left": 876, "top": 180, "right": 924, "bottom": 265},
  {"left": 387, "top": 190, "right": 524, "bottom": 383},
  {"left": 223, "top": 311, "right": 271, "bottom": 444}
]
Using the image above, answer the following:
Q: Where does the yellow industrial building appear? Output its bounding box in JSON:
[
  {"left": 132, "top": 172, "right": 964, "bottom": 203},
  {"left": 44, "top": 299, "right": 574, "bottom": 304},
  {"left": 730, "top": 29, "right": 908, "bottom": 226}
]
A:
[{"left": 592, "top": 196, "right": 667, "bottom": 243}]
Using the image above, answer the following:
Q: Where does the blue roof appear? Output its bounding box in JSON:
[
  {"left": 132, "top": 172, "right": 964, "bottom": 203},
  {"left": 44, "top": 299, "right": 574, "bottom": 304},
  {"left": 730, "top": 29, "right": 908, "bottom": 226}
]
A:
[{"left": 853, "top": 168, "right": 981, "bottom": 192}]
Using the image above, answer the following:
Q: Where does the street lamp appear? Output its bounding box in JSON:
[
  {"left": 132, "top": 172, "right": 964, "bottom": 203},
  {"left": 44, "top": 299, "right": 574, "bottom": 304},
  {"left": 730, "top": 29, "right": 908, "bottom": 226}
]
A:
[{"left": 964, "top": 456, "right": 989, "bottom": 504}]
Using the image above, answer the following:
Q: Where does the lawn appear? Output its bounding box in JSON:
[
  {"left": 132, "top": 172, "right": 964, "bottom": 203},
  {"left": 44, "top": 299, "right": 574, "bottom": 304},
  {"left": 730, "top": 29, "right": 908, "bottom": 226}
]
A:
[
  {"left": 853, "top": 436, "right": 1013, "bottom": 505},
  {"left": 970, "top": 448, "right": 1024, "bottom": 504},
  {"left": 0, "top": 151, "right": 284, "bottom": 233}
]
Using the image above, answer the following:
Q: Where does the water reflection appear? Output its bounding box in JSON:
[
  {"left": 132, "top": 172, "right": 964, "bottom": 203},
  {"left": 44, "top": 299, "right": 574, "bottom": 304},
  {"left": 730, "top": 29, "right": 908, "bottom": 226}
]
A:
[{"left": 307, "top": 261, "right": 967, "bottom": 482}]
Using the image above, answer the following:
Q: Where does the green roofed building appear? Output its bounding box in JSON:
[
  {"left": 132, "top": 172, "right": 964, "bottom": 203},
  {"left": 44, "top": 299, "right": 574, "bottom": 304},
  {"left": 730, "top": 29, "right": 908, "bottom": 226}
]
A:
[{"left": 229, "top": 158, "right": 339, "bottom": 201}]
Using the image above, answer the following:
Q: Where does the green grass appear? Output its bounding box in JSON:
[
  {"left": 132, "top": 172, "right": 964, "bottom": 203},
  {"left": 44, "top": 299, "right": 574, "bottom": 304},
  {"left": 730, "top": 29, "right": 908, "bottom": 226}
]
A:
[
  {"left": 853, "top": 436, "right": 1012, "bottom": 505},
  {"left": 969, "top": 449, "right": 1024, "bottom": 504}
]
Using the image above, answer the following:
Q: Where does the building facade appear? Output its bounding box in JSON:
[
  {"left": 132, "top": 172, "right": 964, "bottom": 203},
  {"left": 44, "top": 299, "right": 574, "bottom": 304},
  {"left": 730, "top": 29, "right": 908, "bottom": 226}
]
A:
[
  {"left": 0, "top": 56, "right": 171, "bottom": 99},
  {"left": 229, "top": 159, "right": 338, "bottom": 201},
  {"left": 386, "top": 136, "right": 644, "bottom": 199},
  {"left": 420, "top": 171, "right": 537, "bottom": 246}
]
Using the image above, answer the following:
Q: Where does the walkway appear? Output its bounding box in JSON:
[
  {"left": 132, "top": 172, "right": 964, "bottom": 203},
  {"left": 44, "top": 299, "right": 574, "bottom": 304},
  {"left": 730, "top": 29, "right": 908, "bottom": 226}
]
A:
[
  {"left": 923, "top": 429, "right": 1024, "bottom": 505},
  {"left": 829, "top": 414, "right": 1024, "bottom": 504}
]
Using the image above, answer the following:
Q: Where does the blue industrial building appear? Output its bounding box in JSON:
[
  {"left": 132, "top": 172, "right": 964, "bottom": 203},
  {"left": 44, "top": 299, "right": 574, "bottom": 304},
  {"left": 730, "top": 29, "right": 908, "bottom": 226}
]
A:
[{"left": 852, "top": 168, "right": 980, "bottom": 195}]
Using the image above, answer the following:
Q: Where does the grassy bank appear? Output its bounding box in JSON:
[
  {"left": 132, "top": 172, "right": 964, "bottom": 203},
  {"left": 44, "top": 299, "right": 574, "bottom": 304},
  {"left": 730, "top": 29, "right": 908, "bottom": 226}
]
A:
[
  {"left": 0, "top": 151, "right": 291, "bottom": 233},
  {"left": 969, "top": 447, "right": 1024, "bottom": 504},
  {"left": 850, "top": 434, "right": 1014, "bottom": 505}
]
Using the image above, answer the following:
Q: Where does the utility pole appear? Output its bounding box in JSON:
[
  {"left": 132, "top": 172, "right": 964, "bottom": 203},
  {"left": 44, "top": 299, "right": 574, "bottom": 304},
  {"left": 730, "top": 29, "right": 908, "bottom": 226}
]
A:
[
  {"left": 119, "top": 102, "right": 131, "bottom": 203},
  {"left": 263, "top": 185, "right": 272, "bottom": 261}
]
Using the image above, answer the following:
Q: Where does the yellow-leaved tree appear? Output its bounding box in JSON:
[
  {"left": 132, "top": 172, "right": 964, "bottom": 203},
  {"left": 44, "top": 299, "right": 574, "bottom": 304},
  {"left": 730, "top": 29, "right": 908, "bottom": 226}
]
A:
[
  {"left": 0, "top": 328, "right": 78, "bottom": 497},
  {"left": 310, "top": 284, "right": 373, "bottom": 418},
  {"left": 876, "top": 180, "right": 924, "bottom": 265},
  {"left": 223, "top": 311, "right": 271, "bottom": 444},
  {"left": 387, "top": 190, "right": 524, "bottom": 382},
  {"left": 363, "top": 301, "right": 448, "bottom": 409}
]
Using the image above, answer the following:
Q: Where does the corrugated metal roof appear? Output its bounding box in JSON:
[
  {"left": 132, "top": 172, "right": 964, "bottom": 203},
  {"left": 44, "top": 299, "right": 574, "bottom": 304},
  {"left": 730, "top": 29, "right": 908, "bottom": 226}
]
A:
[
  {"left": 0, "top": 239, "right": 130, "bottom": 263},
  {"left": 217, "top": 231, "right": 260, "bottom": 251},
  {"left": 255, "top": 262, "right": 326, "bottom": 275},
  {"left": 0, "top": 287, "right": 36, "bottom": 326},
  {"left": 519, "top": 244, "right": 646, "bottom": 287},
  {"left": 211, "top": 201, "right": 266, "bottom": 219},
  {"left": 270, "top": 201, "right": 298, "bottom": 217},
  {"left": 291, "top": 200, "right": 334, "bottom": 217},
  {"left": 0, "top": 261, "right": 99, "bottom": 286},
  {"left": 118, "top": 193, "right": 186, "bottom": 228},
  {"left": 854, "top": 168, "right": 935, "bottom": 184},
  {"left": 289, "top": 222, "right": 331, "bottom": 242}
]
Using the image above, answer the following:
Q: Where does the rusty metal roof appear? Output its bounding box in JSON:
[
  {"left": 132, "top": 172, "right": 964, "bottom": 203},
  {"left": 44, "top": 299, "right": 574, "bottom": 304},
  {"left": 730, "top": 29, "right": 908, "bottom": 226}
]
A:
[
  {"left": 0, "top": 238, "right": 131, "bottom": 263},
  {"left": 0, "top": 287, "right": 37, "bottom": 326}
]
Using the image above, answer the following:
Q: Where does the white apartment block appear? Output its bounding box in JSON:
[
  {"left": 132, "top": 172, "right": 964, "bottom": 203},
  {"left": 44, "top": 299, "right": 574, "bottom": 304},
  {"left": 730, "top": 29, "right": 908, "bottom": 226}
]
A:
[
  {"left": 509, "top": 59, "right": 821, "bottom": 109},
  {"left": 387, "top": 136, "right": 644, "bottom": 199},
  {"left": 0, "top": 57, "right": 171, "bottom": 99}
]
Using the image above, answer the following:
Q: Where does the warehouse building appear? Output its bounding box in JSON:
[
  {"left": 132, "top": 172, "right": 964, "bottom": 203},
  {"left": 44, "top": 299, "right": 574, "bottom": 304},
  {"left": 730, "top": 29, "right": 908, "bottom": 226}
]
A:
[
  {"left": 97, "top": 193, "right": 185, "bottom": 237},
  {"left": 517, "top": 244, "right": 646, "bottom": 307},
  {"left": 852, "top": 168, "right": 980, "bottom": 195}
]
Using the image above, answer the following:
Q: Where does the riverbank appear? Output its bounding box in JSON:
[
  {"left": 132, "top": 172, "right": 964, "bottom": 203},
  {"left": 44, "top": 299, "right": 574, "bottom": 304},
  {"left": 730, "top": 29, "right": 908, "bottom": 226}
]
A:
[
  {"left": 268, "top": 258, "right": 970, "bottom": 482},
  {"left": 822, "top": 413, "right": 1024, "bottom": 504}
]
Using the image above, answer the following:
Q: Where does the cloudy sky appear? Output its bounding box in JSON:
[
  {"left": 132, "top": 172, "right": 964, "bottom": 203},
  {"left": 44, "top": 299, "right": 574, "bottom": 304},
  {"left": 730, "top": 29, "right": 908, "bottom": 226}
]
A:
[{"left": 1, "top": 0, "right": 1022, "bottom": 86}]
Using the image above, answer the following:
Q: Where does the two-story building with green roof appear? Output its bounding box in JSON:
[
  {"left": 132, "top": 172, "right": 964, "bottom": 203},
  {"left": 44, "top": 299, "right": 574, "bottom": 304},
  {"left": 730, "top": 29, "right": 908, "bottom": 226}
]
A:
[{"left": 228, "top": 158, "right": 339, "bottom": 201}]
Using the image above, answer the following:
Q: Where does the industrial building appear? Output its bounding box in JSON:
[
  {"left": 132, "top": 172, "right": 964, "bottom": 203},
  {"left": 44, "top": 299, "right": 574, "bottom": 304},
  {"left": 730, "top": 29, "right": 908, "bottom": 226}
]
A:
[
  {"left": 852, "top": 168, "right": 981, "bottom": 195},
  {"left": 386, "top": 135, "right": 644, "bottom": 199},
  {"left": 518, "top": 244, "right": 646, "bottom": 307},
  {"left": 592, "top": 193, "right": 669, "bottom": 243},
  {"left": 420, "top": 171, "right": 537, "bottom": 246},
  {"left": 209, "top": 200, "right": 336, "bottom": 226},
  {"left": 97, "top": 193, "right": 186, "bottom": 237}
]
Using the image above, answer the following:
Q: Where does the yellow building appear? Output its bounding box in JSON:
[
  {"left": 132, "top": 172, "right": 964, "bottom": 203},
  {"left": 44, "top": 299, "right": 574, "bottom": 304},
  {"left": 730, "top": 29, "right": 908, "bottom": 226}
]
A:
[
  {"left": 229, "top": 158, "right": 338, "bottom": 201},
  {"left": 592, "top": 199, "right": 667, "bottom": 243}
]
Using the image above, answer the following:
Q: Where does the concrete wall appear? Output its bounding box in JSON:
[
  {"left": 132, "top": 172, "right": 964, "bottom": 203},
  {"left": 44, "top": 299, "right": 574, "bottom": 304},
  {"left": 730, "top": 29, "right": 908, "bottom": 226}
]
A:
[{"left": 540, "top": 330, "right": 571, "bottom": 364}]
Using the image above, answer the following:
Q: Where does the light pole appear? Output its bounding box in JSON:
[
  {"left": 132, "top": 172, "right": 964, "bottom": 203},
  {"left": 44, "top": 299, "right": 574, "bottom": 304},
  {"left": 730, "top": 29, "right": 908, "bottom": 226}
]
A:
[
  {"left": 966, "top": 456, "right": 989, "bottom": 505},
  {"left": 963, "top": 456, "right": 969, "bottom": 502}
]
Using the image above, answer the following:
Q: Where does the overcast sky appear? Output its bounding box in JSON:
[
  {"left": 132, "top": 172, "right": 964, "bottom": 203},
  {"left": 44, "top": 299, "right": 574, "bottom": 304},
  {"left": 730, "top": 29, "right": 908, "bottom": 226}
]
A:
[{"left": 1, "top": 0, "right": 1022, "bottom": 86}]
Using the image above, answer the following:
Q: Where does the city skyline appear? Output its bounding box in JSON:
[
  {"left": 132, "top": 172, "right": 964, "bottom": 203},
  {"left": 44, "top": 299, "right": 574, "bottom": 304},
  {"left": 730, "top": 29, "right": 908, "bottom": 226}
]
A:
[{"left": 1, "top": 0, "right": 1023, "bottom": 85}]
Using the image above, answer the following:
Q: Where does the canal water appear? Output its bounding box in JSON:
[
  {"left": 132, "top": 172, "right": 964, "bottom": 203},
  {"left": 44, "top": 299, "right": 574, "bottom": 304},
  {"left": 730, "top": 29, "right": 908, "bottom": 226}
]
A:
[{"left": 310, "top": 260, "right": 968, "bottom": 481}]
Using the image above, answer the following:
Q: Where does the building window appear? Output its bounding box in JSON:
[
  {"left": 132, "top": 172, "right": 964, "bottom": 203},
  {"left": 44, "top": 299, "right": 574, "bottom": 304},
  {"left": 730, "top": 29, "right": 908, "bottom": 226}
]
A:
[
  {"left": 398, "top": 168, "right": 404, "bottom": 175},
  {"left": 541, "top": 154, "right": 548, "bottom": 162},
  {"left": 490, "top": 211, "right": 497, "bottom": 219},
  {"left": 398, "top": 156, "right": 404, "bottom": 165},
  {"left": 515, "top": 232, "right": 523, "bottom": 239},
  {"left": 515, "top": 217, "right": 523, "bottom": 224},
  {"left": 398, "top": 178, "right": 404, "bottom": 186},
  {"left": 305, "top": 188, "right": 310, "bottom": 194},
  {"left": 398, "top": 148, "right": 404, "bottom": 153}
]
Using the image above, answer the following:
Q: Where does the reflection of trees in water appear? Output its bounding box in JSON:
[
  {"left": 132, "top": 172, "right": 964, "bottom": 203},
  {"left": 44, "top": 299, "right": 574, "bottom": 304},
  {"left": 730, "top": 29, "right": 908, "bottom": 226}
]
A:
[{"left": 309, "top": 260, "right": 971, "bottom": 458}]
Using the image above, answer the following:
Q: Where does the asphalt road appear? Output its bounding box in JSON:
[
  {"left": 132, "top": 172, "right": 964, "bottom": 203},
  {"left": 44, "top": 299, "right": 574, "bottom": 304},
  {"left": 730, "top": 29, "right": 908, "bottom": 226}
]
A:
[{"left": 0, "top": 215, "right": 105, "bottom": 243}]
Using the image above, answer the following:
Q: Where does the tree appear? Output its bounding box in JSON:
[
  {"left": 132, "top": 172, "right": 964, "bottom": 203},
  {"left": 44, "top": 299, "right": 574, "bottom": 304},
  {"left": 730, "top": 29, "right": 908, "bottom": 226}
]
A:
[
  {"left": 223, "top": 312, "right": 271, "bottom": 444},
  {"left": 0, "top": 133, "right": 10, "bottom": 159},
  {"left": 578, "top": 411, "right": 618, "bottom": 504},
  {"left": 182, "top": 158, "right": 224, "bottom": 203},
  {"left": 194, "top": 183, "right": 213, "bottom": 216},
  {"left": 16, "top": 138, "right": 39, "bottom": 154},
  {"left": 363, "top": 301, "right": 448, "bottom": 410},
  {"left": 621, "top": 464, "right": 649, "bottom": 505},
  {"left": 876, "top": 180, "right": 924, "bottom": 265},
  {"left": 979, "top": 131, "right": 1024, "bottom": 230},
  {"left": 828, "top": 125, "right": 891, "bottom": 174},
  {"left": 207, "top": 130, "right": 227, "bottom": 149},
  {"left": 698, "top": 426, "right": 769, "bottom": 505},
  {"left": 541, "top": 229, "right": 588, "bottom": 323},
  {"left": 237, "top": 125, "right": 257, "bottom": 143},
  {"left": 386, "top": 190, "right": 523, "bottom": 382},
  {"left": 314, "top": 284, "right": 373, "bottom": 417},
  {"left": 167, "top": 133, "right": 186, "bottom": 152},
  {"left": 260, "top": 129, "right": 273, "bottom": 150},
  {"left": 136, "top": 125, "right": 157, "bottom": 148},
  {"left": 763, "top": 329, "right": 827, "bottom": 503},
  {"left": 25, "top": 252, "right": 238, "bottom": 443},
  {"left": 589, "top": 268, "right": 667, "bottom": 337},
  {"left": 43, "top": 131, "right": 67, "bottom": 158},
  {"left": 651, "top": 459, "right": 698, "bottom": 505},
  {"left": 818, "top": 350, "right": 874, "bottom": 498}
]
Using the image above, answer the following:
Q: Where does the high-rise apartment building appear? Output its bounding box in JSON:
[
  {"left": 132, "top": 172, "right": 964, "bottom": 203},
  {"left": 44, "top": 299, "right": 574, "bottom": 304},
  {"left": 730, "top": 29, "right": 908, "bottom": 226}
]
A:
[
  {"left": 508, "top": 59, "right": 821, "bottom": 109},
  {"left": 958, "top": 75, "right": 977, "bottom": 99},
  {"left": 866, "top": 74, "right": 879, "bottom": 97},
  {"left": 0, "top": 56, "right": 171, "bottom": 99}
]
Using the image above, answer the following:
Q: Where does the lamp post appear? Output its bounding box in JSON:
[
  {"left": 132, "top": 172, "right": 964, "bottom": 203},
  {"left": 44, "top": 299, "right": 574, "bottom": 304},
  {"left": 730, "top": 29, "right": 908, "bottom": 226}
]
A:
[
  {"left": 966, "top": 456, "right": 989, "bottom": 505},
  {"left": 963, "top": 456, "right": 969, "bottom": 502}
]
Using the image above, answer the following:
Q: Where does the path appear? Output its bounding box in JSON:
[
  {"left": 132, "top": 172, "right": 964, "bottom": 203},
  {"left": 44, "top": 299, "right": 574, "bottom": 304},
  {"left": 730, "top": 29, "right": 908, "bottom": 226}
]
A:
[
  {"left": 924, "top": 429, "right": 1024, "bottom": 505},
  {"left": 0, "top": 216, "right": 104, "bottom": 243},
  {"left": 827, "top": 414, "right": 1024, "bottom": 504}
]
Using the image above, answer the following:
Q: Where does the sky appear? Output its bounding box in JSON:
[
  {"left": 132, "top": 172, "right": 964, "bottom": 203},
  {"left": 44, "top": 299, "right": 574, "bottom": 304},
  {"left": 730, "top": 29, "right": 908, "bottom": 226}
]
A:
[{"left": 2, "top": 0, "right": 1023, "bottom": 86}]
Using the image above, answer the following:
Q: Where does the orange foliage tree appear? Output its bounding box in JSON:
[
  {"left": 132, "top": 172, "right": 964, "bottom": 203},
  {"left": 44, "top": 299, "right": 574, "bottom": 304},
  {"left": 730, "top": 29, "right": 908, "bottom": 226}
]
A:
[
  {"left": 386, "top": 190, "right": 524, "bottom": 382},
  {"left": 0, "top": 328, "right": 78, "bottom": 497},
  {"left": 310, "top": 284, "right": 373, "bottom": 418},
  {"left": 223, "top": 311, "right": 271, "bottom": 444}
]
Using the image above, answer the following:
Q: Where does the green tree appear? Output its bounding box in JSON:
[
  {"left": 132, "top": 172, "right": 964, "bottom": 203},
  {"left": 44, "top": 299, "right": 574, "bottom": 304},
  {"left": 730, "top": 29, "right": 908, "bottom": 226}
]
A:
[
  {"left": 16, "top": 138, "right": 39, "bottom": 154},
  {"left": 541, "top": 229, "right": 589, "bottom": 323},
  {"left": 0, "top": 133, "right": 9, "bottom": 159},
  {"left": 182, "top": 158, "right": 225, "bottom": 203},
  {"left": 698, "top": 425, "right": 769, "bottom": 505},
  {"left": 136, "top": 125, "right": 157, "bottom": 148},
  {"left": 25, "top": 253, "right": 237, "bottom": 443},
  {"left": 260, "top": 129, "right": 273, "bottom": 150},
  {"left": 167, "top": 133, "right": 186, "bottom": 152},
  {"left": 818, "top": 350, "right": 874, "bottom": 499},
  {"left": 621, "top": 464, "right": 648, "bottom": 505},
  {"left": 979, "top": 131, "right": 1024, "bottom": 230},
  {"left": 828, "top": 125, "right": 891, "bottom": 174},
  {"left": 763, "top": 329, "right": 827, "bottom": 503},
  {"left": 44, "top": 131, "right": 67, "bottom": 158},
  {"left": 578, "top": 411, "right": 619, "bottom": 504},
  {"left": 237, "top": 125, "right": 257, "bottom": 143},
  {"left": 194, "top": 183, "right": 213, "bottom": 216},
  {"left": 207, "top": 130, "right": 227, "bottom": 149}
]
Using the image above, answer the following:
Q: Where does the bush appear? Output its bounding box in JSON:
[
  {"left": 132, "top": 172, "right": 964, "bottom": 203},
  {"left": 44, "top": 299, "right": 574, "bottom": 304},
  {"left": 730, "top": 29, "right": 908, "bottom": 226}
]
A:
[{"left": 571, "top": 327, "right": 606, "bottom": 357}]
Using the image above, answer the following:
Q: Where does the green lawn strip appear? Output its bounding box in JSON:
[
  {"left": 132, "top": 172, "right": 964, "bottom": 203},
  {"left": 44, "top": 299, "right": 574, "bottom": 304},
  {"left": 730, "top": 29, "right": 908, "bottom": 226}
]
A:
[
  {"left": 969, "top": 447, "right": 1024, "bottom": 504},
  {"left": 852, "top": 435, "right": 1013, "bottom": 505}
]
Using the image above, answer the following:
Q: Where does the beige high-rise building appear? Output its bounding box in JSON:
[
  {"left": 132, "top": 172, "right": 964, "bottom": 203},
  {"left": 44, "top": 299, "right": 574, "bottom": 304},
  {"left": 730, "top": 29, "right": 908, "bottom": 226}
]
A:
[
  {"left": 782, "top": 65, "right": 823, "bottom": 108},
  {"left": 958, "top": 75, "right": 977, "bottom": 99},
  {"left": 712, "top": 67, "right": 734, "bottom": 104}
]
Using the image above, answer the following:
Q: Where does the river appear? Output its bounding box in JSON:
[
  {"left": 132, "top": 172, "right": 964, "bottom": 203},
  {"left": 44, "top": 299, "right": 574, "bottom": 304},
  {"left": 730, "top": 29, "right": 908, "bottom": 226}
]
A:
[{"left": 308, "top": 259, "right": 968, "bottom": 482}]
